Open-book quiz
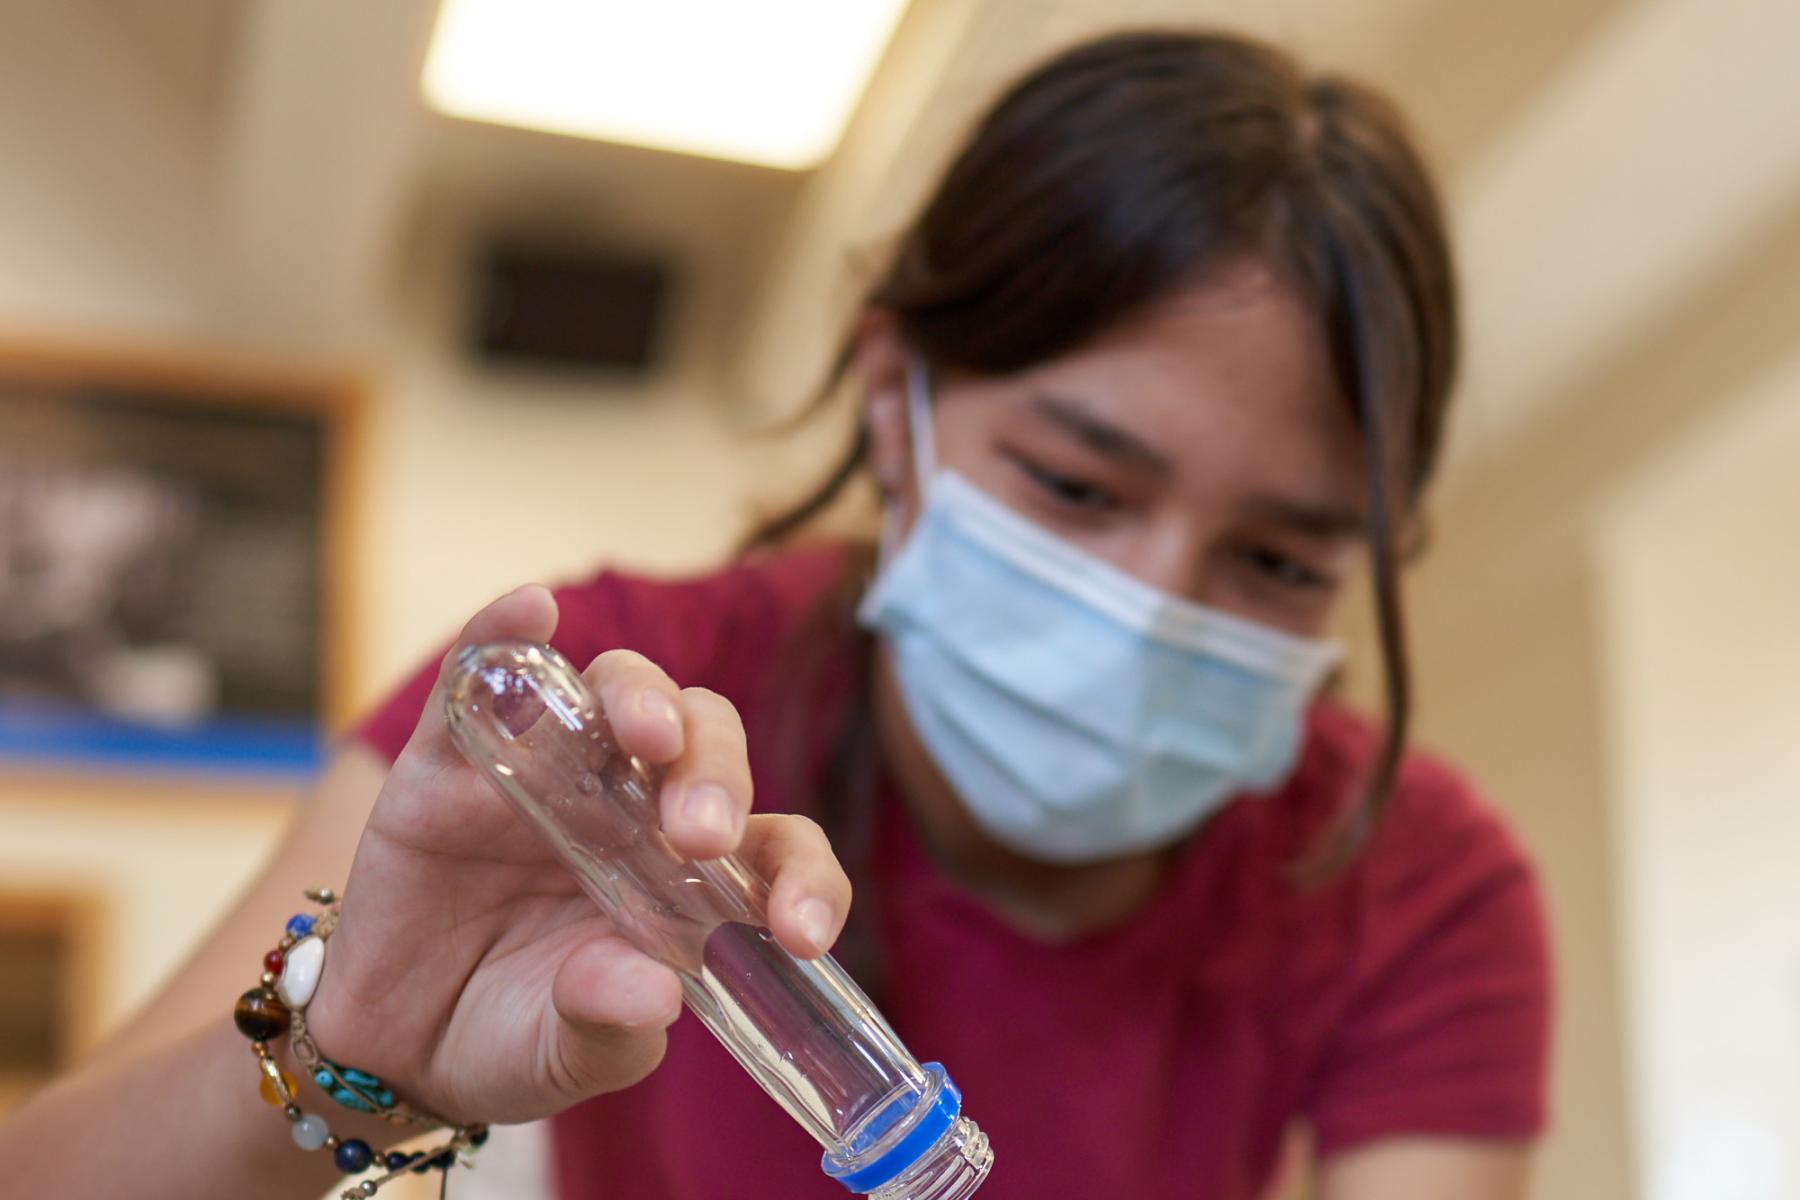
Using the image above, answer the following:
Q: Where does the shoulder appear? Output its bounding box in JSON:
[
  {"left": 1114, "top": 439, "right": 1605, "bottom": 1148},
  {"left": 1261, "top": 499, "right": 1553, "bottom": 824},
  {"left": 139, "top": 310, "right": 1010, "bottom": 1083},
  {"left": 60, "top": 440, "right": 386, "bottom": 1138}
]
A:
[
  {"left": 1226, "top": 702, "right": 1546, "bottom": 985},
  {"left": 545, "top": 541, "right": 857, "bottom": 684},
  {"left": 350, "top": 542, "right": 859, "bottom": 764},
  {"left": 1274, "top": 705, "right": 1552, "bottom": 1150},
  {"left": 1294, "top": 702, "right": 1537, "bottom": 893}
]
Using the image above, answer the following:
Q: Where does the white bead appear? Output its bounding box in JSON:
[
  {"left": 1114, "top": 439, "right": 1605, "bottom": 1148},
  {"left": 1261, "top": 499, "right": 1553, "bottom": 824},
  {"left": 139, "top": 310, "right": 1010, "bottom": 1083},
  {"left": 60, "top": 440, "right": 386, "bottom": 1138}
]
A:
[
  {"left": 291, "top": 1114, "right": 330, "bottom": 1151},
  {"left": 277, "top": 935, "right": 326, "bottom": 1009}
]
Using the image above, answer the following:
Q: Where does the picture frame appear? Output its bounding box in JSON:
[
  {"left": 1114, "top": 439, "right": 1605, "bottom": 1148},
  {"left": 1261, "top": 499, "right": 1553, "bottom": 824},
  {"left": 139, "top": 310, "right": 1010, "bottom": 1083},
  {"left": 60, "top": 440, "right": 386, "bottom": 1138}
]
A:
[
  {"left": 0, "top": 888, "right": 104, "bottom": 1119},
  {"left": 0, "top": 335, "right": 364, "bottom": 778}
]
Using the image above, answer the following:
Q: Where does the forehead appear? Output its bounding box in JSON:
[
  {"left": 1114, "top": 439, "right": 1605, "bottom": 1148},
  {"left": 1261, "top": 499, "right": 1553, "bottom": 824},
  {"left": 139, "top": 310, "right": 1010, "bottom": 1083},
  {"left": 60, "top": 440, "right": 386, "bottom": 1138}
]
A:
[{"left": 1003, "top": 262, "right": 1363, "bottom": 496}]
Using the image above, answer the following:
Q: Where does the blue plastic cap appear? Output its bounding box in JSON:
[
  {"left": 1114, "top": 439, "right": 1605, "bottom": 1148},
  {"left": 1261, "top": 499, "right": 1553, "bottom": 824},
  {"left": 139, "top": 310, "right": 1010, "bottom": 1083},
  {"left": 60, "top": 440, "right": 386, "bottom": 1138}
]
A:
[{"left": 822, "top": 1063, "right": 963, "bottom": 1194}]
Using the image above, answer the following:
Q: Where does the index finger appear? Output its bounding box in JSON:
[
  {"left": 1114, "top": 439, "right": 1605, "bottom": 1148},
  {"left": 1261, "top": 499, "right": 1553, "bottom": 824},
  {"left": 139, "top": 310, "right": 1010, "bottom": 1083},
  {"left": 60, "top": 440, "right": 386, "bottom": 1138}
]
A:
[{"left": 584, "top": 649, "right": 686, "bottom": 766}]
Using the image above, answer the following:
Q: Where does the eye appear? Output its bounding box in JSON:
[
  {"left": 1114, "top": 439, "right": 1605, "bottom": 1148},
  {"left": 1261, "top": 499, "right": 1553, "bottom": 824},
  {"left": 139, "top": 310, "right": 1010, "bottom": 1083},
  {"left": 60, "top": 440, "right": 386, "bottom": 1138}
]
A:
[
  {"left": 1244, "top": 545, "right": 1331, "bottom": 590},
  {"left": 1009, "top": 455, "right": 1120, "bottom": 512}
]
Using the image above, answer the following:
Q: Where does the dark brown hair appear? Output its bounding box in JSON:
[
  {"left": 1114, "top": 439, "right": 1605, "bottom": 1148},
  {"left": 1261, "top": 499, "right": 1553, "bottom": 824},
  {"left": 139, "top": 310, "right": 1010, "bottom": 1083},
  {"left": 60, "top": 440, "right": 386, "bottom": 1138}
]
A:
[{"left": 751, "top": 30, "right": 1458, "bottom": 889}]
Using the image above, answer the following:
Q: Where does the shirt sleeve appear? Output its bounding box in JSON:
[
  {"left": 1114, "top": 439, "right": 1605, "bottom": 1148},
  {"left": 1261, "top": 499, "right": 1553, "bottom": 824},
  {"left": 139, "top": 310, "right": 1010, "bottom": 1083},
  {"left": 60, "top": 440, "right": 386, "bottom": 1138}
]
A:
[{"left": 1307, "top": 761, "right": 1554, "bottom": 1157}]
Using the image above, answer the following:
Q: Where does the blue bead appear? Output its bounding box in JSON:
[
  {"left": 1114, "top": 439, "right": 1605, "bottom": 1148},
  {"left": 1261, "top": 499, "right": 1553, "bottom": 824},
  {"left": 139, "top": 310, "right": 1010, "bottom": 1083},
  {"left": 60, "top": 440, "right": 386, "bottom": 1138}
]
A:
[
  {"left": 341, "top": 1067, "right": 382, "bottom": 1086},
  {"left": 334, "top": 1139, "right": 373, "bottom": 1174},
  {"left": 312, "top": 1068, "right": 333, "bottom": 1089},
  {"left": 385, "top": 1151, "right": 410, "bottom": 1171},
  {"left": 471, "top": 1127, "right": 490, "bottom": 1147},
  {"left": 286, "top": 913, "right": 315, "bottom": 938},
  {"left": 431, "top": 1150, "right": 455, "bottom": 1171}
]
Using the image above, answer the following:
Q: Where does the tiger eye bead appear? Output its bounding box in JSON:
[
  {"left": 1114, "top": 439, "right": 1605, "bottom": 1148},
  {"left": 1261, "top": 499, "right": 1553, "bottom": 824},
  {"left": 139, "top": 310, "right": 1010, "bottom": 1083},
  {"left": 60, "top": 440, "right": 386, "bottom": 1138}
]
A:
[{"left": 233, "top": 988, "right": 290, "bottom": 1041}]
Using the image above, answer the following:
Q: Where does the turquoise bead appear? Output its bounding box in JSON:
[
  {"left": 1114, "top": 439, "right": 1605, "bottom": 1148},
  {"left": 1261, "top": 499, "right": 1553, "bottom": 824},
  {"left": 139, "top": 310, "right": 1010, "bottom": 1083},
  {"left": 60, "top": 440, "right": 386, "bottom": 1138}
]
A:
[
  {"left": 316, "top": 1060, "right": 389, "bottom": 1113},
  {"left": 335, "top": 1088, "right": 375, "bottom": 1113}
]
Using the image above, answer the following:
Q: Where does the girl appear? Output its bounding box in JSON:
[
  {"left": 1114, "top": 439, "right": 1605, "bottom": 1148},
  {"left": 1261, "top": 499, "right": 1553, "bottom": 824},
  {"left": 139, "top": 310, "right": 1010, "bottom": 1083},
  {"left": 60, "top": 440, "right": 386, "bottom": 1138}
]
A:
[{"left": 4, "top": 29, "right": 1548, "bottom": 1200}]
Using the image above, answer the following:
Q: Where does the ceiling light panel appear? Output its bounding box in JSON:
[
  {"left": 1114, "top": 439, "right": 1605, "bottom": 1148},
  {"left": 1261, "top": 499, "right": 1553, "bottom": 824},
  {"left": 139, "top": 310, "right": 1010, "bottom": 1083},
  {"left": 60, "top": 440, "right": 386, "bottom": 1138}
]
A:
[{"left": 422, "top": 0, "right": 912, "bottom": 170}]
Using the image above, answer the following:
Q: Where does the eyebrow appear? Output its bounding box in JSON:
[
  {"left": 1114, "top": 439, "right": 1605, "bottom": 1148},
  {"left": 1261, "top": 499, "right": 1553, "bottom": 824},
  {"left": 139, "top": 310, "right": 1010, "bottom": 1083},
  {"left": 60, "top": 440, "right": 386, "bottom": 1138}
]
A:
[
  {"left": 1241, "top": 494, "right": 1366, "bottom": 538},
  {"left": 1028, "top": 393, "right": 1175, "bottom": 477}
]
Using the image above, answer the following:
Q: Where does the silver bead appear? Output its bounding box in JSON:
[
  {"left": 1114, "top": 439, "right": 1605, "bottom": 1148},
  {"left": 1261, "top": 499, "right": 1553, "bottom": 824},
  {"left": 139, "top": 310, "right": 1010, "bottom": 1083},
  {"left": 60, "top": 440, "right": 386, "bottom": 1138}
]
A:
[
  {"left": 260, "top": 971, "right": 276, "bottom": 987},
  {"left": 359, "top": 1182, "right": 379, "bottom": 1197},
  {"left": 285, "top": 1104, "right": 302, "bottom": 1121},
  {"left": 324, "top": 1134, "right": 340, "bottom": 1150}
]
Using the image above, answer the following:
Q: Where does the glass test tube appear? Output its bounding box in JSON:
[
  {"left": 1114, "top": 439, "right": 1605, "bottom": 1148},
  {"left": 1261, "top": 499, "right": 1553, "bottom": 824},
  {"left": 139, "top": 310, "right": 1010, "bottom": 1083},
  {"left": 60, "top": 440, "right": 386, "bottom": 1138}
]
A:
[{"left": 445, "top": 642, "right": 992, "bottom": 1199}]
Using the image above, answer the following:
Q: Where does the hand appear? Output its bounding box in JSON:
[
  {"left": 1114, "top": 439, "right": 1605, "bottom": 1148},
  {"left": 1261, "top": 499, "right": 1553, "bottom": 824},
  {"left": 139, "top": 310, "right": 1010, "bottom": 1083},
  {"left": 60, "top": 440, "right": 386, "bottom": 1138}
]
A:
[{"left": 302, "top": 585, "right": 852, "bottom": 1124}]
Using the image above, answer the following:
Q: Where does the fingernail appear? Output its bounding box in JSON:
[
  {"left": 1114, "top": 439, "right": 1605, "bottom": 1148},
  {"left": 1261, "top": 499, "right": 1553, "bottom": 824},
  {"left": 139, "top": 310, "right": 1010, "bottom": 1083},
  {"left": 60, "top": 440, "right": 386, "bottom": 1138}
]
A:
[
  {"left": 615, "top": 957, "right": 681, "bottom": 1029},
  {"left": 682, "top": 783, "right": 736, "bottom": 840},
  {"left": 794, "top": 898, "right": 835, "bottom": 954},
  {"left": 640, "top": 690, "right": 680, "bottom": 729},
  {"left": 509, "top": 582, "right": 551, "bottom": 605}
]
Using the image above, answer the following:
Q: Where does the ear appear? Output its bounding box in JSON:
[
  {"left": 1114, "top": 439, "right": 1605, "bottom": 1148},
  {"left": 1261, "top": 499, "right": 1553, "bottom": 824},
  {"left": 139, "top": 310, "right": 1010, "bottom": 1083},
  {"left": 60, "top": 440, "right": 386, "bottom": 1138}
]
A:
[{"left": 852, "top": 308, "right": 915, "bottom": 504}]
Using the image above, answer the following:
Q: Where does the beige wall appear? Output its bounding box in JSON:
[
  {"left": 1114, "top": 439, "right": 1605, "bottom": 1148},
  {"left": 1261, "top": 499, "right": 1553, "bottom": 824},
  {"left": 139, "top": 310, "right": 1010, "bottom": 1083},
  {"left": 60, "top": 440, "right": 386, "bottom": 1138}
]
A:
[
  {"left": 0, "top": 780, "right": 291, "bottom": 1039},
  {"left": 346, "top": 167, "right": 782, "bottom": 713},
  {"left": 1335, "top": 497, "right": 1639, "bottom": 1200},
  {"left": 1596, "top": 349, "right": 1800, "bottom": 1200},
  {"left": 0, "top": 1, "right": 214, "bottom": 339}
]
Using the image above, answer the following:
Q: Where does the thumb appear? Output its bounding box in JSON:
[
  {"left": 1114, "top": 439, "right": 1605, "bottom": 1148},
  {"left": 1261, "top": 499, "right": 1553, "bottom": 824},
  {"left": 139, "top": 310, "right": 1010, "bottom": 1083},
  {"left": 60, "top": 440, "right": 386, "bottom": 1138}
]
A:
[
  {"left": 547, "top": 937, "right": 684, "bottom": 1100},
  {"left": 399, "top": 583, "right": 561, "bottom": 774}
]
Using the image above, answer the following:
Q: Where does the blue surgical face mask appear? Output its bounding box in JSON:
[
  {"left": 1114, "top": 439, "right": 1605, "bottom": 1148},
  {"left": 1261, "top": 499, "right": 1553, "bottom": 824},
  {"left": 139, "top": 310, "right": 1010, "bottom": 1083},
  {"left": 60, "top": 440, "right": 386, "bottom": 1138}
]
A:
[{"left": 857, "top": 360, "right": 1343, "bottom": 864}]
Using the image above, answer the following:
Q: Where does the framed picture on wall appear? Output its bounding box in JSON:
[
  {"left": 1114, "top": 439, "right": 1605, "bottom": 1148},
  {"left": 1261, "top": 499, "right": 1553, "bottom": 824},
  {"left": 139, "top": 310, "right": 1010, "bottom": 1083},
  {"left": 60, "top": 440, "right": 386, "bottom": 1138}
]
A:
[
  {"left": 0, "top": 338, "right": 363, "bottom": 777},
  {"left": 0, "top": 889, "right": 102, "bottom": 1119}
]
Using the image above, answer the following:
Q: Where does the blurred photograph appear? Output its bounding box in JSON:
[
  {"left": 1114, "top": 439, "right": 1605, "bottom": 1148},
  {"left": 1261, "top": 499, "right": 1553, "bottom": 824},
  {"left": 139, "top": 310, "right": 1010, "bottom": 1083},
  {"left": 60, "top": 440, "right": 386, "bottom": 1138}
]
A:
[{"left": 0, "top": 380, "right": 333, "bottom": 770}]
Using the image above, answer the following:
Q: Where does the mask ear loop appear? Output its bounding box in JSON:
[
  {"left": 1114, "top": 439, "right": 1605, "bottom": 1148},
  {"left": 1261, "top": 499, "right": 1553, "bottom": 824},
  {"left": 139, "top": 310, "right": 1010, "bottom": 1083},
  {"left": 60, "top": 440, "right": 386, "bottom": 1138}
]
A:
[
  {"left": 876, "top": 355, "right": 939, "bottom": 566},
  {"left": 903, "top": 355, "right": 938, "bottom": 490}
]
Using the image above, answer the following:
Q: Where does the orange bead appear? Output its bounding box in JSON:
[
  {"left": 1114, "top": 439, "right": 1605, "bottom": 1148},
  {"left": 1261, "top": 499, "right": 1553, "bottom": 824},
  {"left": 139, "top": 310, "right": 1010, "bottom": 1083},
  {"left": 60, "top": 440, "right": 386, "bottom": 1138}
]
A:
[{"left": 259, "top": 1069, "right": 298, "bottom": 1106}]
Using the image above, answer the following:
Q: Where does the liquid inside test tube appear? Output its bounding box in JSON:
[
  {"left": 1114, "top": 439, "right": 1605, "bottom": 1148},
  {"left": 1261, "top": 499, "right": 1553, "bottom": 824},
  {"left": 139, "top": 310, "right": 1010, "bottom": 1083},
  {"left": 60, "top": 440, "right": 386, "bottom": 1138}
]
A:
[{"left": 445, "top": 641, "right": 992, "bottom": 1198}]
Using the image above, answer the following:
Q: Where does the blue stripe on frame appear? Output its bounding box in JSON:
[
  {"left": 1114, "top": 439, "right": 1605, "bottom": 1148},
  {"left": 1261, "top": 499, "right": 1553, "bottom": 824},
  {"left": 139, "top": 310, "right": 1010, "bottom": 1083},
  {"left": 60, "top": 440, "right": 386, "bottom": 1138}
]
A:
[{"left": 0, "top": 702, "right": 324, "bottom": 776}]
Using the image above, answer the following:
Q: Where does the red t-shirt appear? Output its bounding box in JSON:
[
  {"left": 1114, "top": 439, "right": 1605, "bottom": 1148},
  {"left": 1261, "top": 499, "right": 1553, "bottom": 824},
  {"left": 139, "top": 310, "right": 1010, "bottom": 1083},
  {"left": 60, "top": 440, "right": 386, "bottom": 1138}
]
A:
[{"left": 355, "top": 545, "right": 1550, "bottom": 1200}]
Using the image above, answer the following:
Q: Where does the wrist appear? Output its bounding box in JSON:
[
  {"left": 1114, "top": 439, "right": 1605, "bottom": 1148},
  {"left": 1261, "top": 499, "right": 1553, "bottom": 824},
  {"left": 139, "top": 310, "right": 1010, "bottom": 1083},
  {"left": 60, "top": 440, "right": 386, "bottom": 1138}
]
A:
[{"left": 231, "top": 887, "right": 488, "bottom": 1197}]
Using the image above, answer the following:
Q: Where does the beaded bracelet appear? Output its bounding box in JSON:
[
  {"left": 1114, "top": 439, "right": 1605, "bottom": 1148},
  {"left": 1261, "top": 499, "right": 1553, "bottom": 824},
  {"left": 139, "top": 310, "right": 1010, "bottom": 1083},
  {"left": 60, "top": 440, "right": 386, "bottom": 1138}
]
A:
[{"left": 233, "top": 887, "right": 488, "bottom": 1199}]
